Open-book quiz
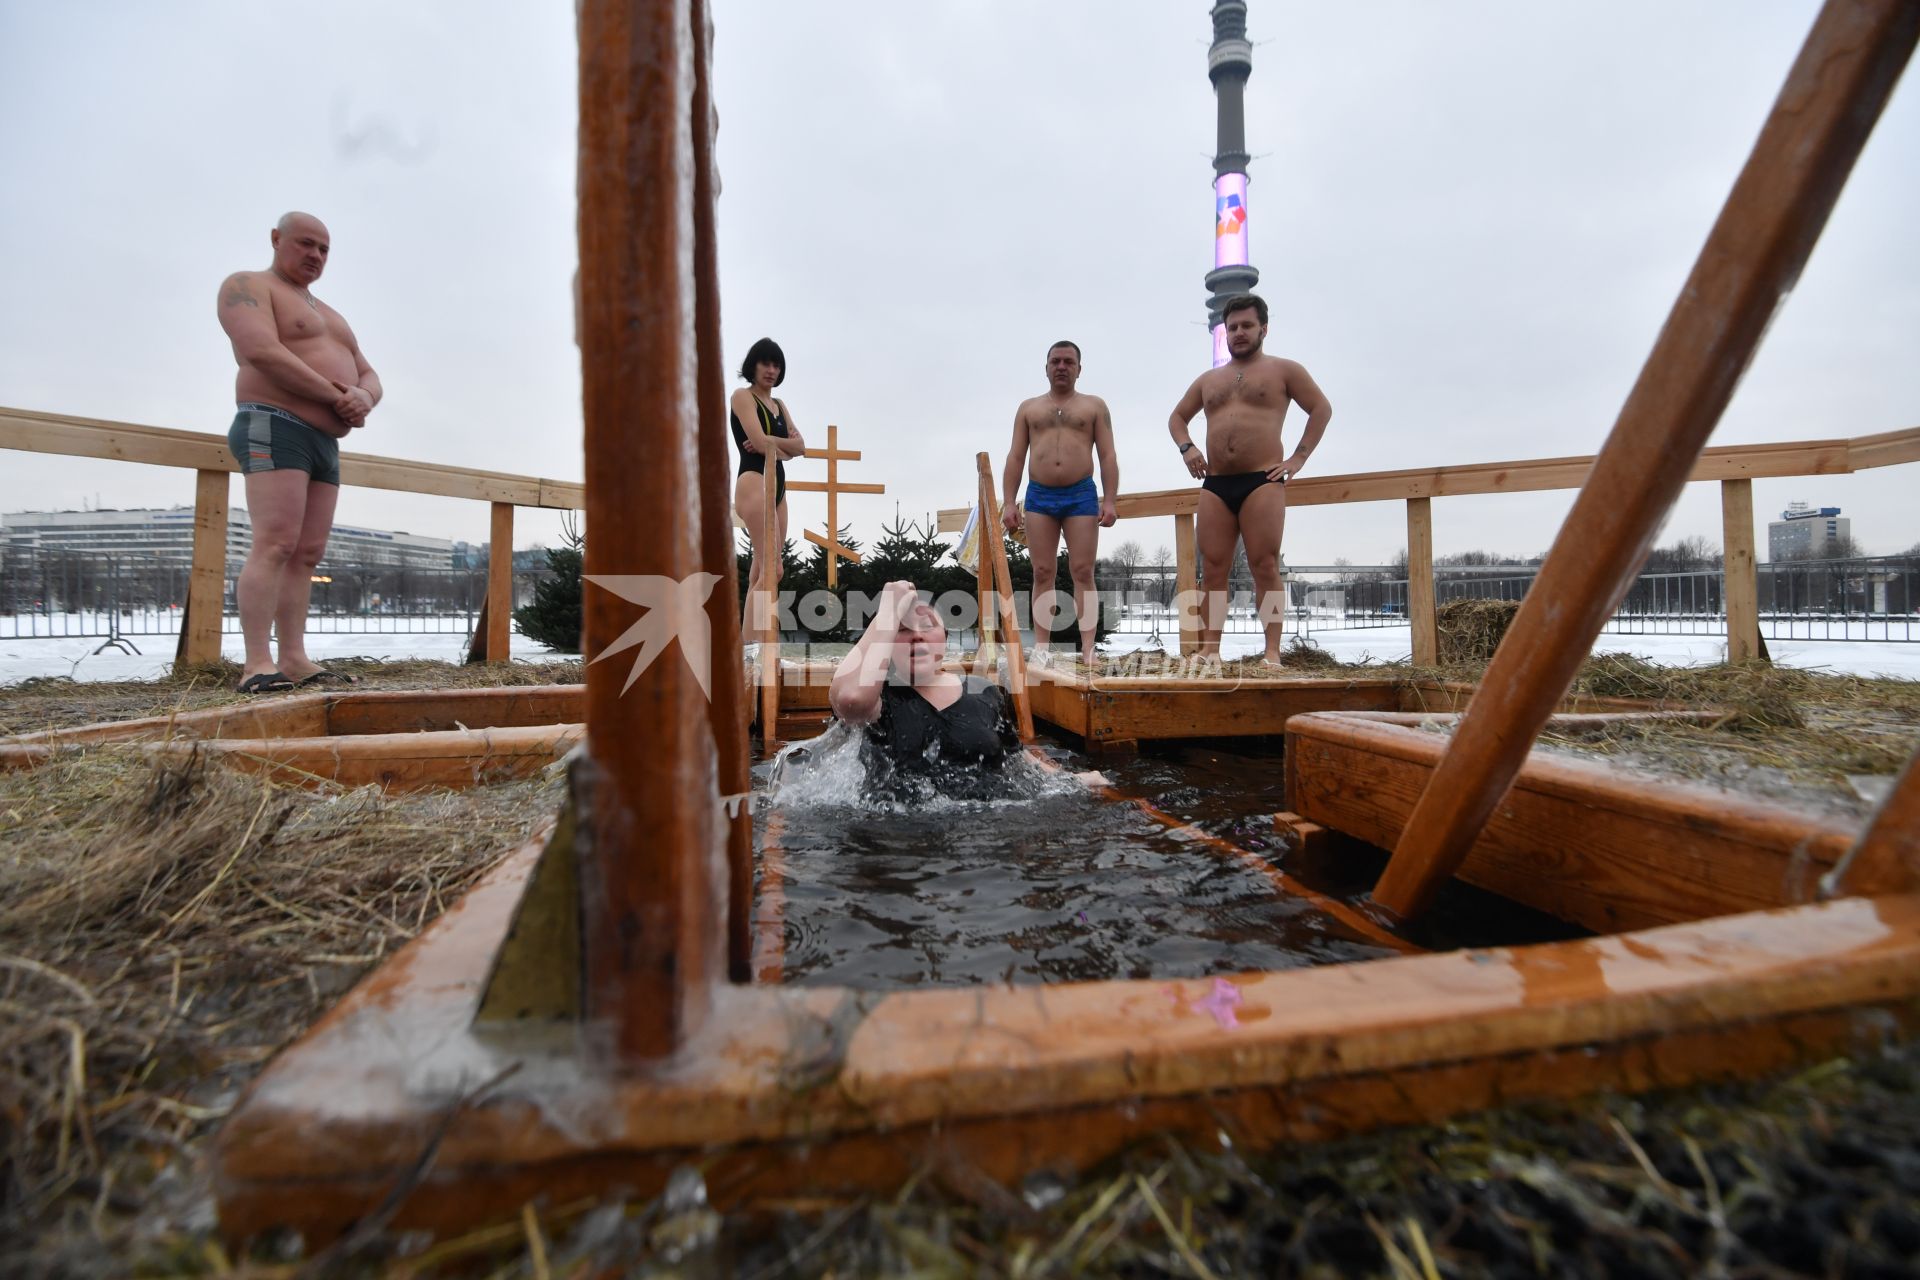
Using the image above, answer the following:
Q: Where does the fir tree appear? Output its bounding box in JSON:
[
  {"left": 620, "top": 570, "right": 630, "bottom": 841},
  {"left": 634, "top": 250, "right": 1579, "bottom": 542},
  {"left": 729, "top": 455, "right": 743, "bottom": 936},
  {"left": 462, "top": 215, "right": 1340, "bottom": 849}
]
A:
[{"left": 513, "top": 516, "right": 584, "bottom": 653}]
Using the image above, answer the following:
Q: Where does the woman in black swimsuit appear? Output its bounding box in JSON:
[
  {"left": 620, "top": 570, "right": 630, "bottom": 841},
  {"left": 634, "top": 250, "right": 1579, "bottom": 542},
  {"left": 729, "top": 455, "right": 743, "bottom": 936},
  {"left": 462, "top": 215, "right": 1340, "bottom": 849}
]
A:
[
  {"left": 732, "top": 337, "right": 807, "bottom": 638},
  {"left": 829, "top": 579, "right": 1019, "bottom": 799}
]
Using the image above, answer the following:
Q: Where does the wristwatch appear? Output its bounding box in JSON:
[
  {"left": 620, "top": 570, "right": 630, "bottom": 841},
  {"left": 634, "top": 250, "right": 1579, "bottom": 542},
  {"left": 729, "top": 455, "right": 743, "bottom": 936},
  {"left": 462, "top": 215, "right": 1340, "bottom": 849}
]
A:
[{"left": 1178, "top": 442, "right": 1195, "bottom": 454}]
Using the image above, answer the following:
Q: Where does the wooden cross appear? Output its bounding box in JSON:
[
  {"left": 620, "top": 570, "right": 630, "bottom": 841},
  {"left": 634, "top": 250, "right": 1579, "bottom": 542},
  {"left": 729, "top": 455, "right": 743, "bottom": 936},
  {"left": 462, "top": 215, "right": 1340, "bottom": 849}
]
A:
[{"left": 787, "top": 423, "right": 883, "bottom": 588}]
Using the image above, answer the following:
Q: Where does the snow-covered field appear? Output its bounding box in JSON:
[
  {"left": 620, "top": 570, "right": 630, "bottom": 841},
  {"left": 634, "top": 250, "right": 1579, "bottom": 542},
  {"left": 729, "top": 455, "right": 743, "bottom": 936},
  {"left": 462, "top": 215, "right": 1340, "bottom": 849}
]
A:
[{"left": 4, "top": 619, "right": 1917, "bottom": 686}]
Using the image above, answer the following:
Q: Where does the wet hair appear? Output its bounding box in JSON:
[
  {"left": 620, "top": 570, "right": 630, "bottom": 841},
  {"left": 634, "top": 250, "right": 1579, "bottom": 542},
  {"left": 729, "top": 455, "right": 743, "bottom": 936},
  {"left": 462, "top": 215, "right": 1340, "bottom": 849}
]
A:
[
  {"left": 1221, "top": 294, "right": 1268, "bottom": 326},
  {"left": 1047, "top": 339, "right": 1081, "bottom": 362},
  {"left": 738, "top": 337, "right": 786, "bottom": 385}
]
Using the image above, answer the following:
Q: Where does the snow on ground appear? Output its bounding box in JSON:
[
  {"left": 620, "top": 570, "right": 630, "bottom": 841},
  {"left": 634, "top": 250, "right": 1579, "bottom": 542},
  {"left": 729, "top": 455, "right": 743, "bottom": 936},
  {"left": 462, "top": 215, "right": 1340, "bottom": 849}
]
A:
[
  {"left": 0, "top": 627, "right": 560, "bottom": 686},
  {"left": 3, "top": 620, "right": 1918, "bottom": 687},
  {"left": 1101, "top": 625, "right": 1920, "bottom": 681}
]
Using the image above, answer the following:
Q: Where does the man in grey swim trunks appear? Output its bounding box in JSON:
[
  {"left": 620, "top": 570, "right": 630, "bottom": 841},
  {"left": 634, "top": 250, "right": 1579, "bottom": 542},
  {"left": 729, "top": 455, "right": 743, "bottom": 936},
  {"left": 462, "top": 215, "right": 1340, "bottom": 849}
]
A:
[{"left": 217, "top": 212, "right": 382, "bottom": 692}]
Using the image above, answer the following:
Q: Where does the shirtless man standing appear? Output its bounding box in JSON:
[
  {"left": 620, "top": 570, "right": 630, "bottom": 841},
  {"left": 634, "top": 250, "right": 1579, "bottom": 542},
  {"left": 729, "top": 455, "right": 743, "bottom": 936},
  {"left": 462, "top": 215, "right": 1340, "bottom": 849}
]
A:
[
  {"left": 1001, "top": 340, "right": 1118, "bottom": 665},
  {"left": 217, "top": 212, "right": 382, "bottom": 692},
  {"left": 1167, "top": 295, "right": 1331, "bottom": 664}
]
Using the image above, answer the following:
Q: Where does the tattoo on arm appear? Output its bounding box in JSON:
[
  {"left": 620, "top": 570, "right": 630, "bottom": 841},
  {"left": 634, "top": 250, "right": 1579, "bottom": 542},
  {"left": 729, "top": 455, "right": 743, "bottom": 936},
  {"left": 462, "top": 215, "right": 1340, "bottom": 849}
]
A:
[{"left": 222, "top": 278, "right": 259, "bottom": 308}]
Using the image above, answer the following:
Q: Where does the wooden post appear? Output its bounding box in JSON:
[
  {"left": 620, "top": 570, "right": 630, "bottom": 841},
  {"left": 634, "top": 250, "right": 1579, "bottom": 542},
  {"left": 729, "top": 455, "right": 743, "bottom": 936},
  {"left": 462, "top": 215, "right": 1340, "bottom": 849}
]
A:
[
  {"left": 758, "top": 433, "right": 780, "bottom": 740},
  {"left": 1372, "top": 0, "right": 1918, "bottom": 923},
  {"left": 575, "top": 0, "right": 722, "bottom": 1059},
  {"left": 174, "top": 468, "right": 228, "bottom": 670},
  {"left": 1721, "top": 478, "right": 1762, "bottom": 663},
  {"left": 976, "top": 452, "right": 1034, "bottom": 741},
  {"left": 1407, "top": 497, "right": 1438, "bottom": 667},
  {"left": 1825, "top": 747, "right": 1920, "bottom": 897},
  {"left": 974, "top": 480, "right": 996, "bottom": 672},
  {"left": 486, "top": 501, "right": 513, "bottom": 662},
  {"left": 825, "top": 424, "right": 840, "bottom": 589},
  {"left": 691, "top": 0, "right": 754, "bottom": 984},
  {"left": 1174, "top": 512, "right": 1198, "bottom": 657}
]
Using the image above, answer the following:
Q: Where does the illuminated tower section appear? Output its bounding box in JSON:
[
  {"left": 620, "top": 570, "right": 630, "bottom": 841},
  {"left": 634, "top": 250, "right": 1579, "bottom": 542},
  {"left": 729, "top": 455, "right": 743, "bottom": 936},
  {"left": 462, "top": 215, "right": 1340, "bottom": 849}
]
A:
[{"left": 1205, "top": 0, "right": 1259, "bottom": 367}]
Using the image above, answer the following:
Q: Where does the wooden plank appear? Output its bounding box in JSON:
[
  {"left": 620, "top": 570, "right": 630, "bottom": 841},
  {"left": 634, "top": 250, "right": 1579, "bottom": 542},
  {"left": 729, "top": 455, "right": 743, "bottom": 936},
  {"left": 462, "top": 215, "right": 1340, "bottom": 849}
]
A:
[
  {"left": 0, "top": 406, "right": 587, "bottom": 510},
  {"left": 1827, "top": 746, "right": 1920, "bottom": 897},
  {"left": 576, "top": 0, "right": 722, "bottom": 1060},
  {"left": 758, "top": 418, "right": 780, "bottom": 739},
  {"left": 1174, "top": 512, "right": 1198, "bottom": 656},
  {"left": 1024, "top": 669, "right": 1090, "bottom": 736},
  {"left": 323, "top": 686, "right": 584, "bottom": 735},
  {"left": 1085, "top": 680, "right": 1402, "bottom": 742},
  {"left": 688, "top": 0, "right": 753, "bottom": 985},
  {"left": 937, "top": 506, "right": 970, "bottom": 533},
  {"left": 174, "top": 724, "right": 582, "bottom": 790},
  {"left": 1405, "top": 496, "right": 1437, "bottom": 667},
  {"left": 1286, "top": 712, "right": 1871, "bottom": 930},
  {"left": 1374, "top": 0, "right": 1920, "bottom": 922},
  {"left": 783, "top": 480, "right": 884, "bottom": 495},
  {"left": 5, "top": 695, "right": 330, "bottom": 748},
  {"left": 803, "top": 527, "right": 862, "bottom": 562},
  {"left": 1846, "top": 425, "right": 1920, "bottom": 470},
  {"left": 175, "top": 468, "right": 230, "bottom": 670},
  {"left": 486, "top": 501, "right": 513, "bottom": 662},
  {"left": 213, "top": 818, "right": 1920, "bottom": 1243},
  {"left": 1721, "top": 478, "right": 1761, "bottom": 663},
  {"left": 976, "top": 453, "right": 1033, "bottom": 740}
]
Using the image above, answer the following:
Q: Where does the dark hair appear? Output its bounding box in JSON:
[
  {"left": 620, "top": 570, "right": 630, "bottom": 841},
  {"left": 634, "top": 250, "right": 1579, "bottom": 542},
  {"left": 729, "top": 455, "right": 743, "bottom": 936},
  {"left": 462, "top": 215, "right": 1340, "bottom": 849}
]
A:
[
  {"left": 1221, "top": 294, "right": 1268, "bottom": 326},
  {"left": 738, "top": 337, "right": 786, "bottom": 385},
  {"left": 1047, "top": 339, "right": 1082, "bottom": 362}
]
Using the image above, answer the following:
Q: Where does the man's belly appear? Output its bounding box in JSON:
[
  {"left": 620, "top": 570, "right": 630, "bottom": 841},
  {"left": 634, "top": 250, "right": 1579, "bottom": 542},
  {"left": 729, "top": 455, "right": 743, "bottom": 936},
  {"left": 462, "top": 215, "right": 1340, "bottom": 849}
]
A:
[
  {"left": 234, "top": 352, "right": 355, "bottom": 439},
  {"left": 1028, "top": 444, "right": 1093, "bottom": 488},
  {"left": 1204, "top": 415, "right": 1286, "bottom": 472}
]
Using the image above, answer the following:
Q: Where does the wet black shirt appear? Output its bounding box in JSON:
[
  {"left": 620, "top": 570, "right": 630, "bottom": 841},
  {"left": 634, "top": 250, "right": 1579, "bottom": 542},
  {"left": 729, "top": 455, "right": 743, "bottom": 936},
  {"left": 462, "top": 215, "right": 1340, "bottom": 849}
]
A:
[{"left": 859, "top": 676, "right": 1019, "bottom": 800}]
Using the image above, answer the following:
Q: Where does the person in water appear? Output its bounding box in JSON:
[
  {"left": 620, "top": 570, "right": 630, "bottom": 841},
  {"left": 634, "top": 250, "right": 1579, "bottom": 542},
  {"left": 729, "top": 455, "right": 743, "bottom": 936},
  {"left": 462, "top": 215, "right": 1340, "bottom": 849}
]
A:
[
  {"left": 731, "top": 336, "right": 807, "bottom": 639},
  {"left": 829, "top": 580, "right": 1020, "bottom": 798}
]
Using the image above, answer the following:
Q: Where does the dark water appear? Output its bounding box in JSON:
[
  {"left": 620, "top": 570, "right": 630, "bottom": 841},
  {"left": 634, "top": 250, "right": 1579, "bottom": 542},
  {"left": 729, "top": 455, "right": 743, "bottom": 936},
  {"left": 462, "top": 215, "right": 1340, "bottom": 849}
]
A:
[{"left": 754, "top": 728, "right": 1419, "bottom": 989}]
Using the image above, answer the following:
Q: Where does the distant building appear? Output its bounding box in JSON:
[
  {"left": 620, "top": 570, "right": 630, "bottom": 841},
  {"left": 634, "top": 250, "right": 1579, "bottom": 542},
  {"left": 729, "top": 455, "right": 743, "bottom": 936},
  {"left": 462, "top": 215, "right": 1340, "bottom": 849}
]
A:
[
  {"left": 1767, "top": 502, "right": 1851, "bottom": 561},
  {"left": 1, "top": 506, "right": 454, "bottom": 570}
]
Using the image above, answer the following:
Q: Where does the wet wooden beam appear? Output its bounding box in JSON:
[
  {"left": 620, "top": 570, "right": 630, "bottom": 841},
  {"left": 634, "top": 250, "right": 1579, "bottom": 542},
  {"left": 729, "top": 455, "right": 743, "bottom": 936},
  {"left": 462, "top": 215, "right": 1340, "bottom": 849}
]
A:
[
  {"left": 213, "top": 820, "right": 1920, "bottom": 1242},
  {"left": 1287, "top": 711, "right": 1878, "bottom": 931},
  {"left": 689, "top": 0, "right": 754, "bottom": 984},
  {"left": 1374, "top": 0, "right": 1920, "bottom": 922},
  {"left": 1174, "top": 512, "right": 1198, "bottom": 655},
  {"left": 576, "top": 0, "right": 724, "bottom": 1059},
  {"left": 1721, "top": 478, "right": 1762, "bottom": 663},
  {"left": 1827, "top": 747, "right": 1920, "bottom": 897},
  {"left": 976, "top": 452, "right": 1034, "bottom": 740}
]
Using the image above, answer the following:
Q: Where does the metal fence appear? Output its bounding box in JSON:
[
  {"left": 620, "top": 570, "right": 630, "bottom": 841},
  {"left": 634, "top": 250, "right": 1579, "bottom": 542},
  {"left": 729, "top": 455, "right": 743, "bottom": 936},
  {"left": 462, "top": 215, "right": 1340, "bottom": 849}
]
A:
[
  {"left": 0, "top": 553, "right": 554, "bottom": 645},
  {"left": 1102, "top": 556, "right": 1920, "bottom": 643}
]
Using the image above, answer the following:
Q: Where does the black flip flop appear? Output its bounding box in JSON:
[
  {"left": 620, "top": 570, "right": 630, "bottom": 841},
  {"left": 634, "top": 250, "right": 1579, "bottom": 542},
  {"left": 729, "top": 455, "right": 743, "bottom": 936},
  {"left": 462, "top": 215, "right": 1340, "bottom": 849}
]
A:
[
  {"left": 238, "top": 672, "right": 296, "bottom": 694},
  {"left": 295, "top": 669, "right": 359, "bottom": 688}
]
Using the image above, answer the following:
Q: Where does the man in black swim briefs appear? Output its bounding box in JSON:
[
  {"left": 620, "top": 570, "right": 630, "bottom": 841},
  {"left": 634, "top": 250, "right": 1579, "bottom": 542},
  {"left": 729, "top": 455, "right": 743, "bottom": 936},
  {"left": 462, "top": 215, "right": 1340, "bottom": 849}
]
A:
[
  {"left": 1166, "top": 294, "right": 1332, "bottom": 664},
  {"left": 829, "top": 579, "right": 1019, "bottom": 800},
  {"left": 217, "top": 212, "right": 383, "bottom": 694}
]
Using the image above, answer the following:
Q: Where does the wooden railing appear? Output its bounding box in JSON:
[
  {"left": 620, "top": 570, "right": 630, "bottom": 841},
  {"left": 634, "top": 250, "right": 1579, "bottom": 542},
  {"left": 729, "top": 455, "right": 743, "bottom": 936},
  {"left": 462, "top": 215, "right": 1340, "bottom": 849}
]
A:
[
  {"left": 939, "top": 426, "right": 1920, "bottom": 663},
  {"left": 6, "top": 405, "right": 1916, "bottom": 672},
  {"left": 0, "top": 404, "right": 591, "bottom": 668}
]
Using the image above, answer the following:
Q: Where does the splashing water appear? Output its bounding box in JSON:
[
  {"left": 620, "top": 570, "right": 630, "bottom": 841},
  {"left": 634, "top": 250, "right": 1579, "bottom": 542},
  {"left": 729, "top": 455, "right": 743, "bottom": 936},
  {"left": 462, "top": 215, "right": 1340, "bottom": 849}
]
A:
[{"left": 764, "top": 720, "right": 1079, "bottom": 815}]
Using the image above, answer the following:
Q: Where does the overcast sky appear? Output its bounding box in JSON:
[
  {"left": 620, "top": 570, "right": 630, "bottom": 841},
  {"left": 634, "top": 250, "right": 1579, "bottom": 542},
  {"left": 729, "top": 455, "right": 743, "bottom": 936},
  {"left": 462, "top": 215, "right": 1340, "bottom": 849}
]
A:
[{"left": 1, "top": 1, "right": 1915, "bottom": 566}]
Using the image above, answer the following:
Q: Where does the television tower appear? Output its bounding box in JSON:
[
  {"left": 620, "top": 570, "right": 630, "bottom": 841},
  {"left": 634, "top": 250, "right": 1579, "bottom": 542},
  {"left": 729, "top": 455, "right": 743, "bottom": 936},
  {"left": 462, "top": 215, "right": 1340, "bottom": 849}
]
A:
[{"left": 1205, "top": 1, "right": 1259, "bottom": 366}]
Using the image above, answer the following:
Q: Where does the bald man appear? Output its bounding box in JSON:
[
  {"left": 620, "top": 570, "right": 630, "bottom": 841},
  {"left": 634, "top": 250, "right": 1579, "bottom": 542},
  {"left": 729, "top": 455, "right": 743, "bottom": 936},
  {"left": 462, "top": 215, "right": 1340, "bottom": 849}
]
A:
[{"left": 217, "top": 212, "right": 382, "bottom": 692}]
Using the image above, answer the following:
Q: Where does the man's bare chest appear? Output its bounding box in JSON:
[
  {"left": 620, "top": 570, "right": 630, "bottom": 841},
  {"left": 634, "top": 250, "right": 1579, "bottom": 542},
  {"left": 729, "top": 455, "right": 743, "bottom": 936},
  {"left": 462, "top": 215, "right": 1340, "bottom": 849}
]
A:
[
  {"left": 1026, "top": 400, "right": 1097, "bottom": 437},
  {"left": 269, "top": 287, "right": 339, "bottom": 347},
  {"left": 1202, "top": 370, "right": 1288, "bottom": 415}
]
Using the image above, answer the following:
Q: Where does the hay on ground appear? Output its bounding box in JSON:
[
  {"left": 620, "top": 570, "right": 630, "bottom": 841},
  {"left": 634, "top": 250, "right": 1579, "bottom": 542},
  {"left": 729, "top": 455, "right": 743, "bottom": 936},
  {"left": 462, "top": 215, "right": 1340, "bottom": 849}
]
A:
[{"left": 1436, "top": 598, "right": 1520, "bottom": 666}]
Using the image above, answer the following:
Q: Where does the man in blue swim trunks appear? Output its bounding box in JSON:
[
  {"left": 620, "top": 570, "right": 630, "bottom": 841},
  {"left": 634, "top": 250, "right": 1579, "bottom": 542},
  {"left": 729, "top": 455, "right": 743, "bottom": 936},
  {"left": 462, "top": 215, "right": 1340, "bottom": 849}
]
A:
[
  {"left": 1167, "top": 295, "right": 1332, "bottom": 664},
  {"left": 216, "top": 212, "right": 383, "bottom": 693},
  {"left": 1000, "top": 340, "right": 1119, "bottom": 665}
]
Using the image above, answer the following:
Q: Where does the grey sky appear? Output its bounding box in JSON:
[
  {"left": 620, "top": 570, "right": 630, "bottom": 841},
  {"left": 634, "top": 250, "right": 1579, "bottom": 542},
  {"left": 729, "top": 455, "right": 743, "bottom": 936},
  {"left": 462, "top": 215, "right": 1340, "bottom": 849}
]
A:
[{"left": 1, "top": 1, "right": 1914, "bottom": 566}]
